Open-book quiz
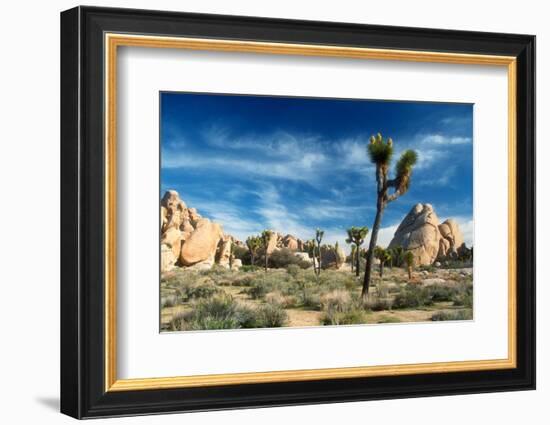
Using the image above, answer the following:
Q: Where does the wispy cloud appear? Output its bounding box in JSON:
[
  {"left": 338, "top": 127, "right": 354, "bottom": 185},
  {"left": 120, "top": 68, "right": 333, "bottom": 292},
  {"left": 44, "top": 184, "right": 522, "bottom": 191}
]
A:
[
  {"left": 162, "top": 149, "right": 327, "bottom": 185},
  {"left": 421, "top": 134, "right": 472, "bottom": 146},
  {"left": 416, "top": 165, "right": 458, "bottom": 187}
]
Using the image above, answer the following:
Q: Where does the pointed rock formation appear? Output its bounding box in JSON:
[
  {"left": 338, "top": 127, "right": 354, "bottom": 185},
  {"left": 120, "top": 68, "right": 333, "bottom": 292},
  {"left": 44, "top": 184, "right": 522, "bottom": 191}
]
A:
[
  {"left": 388, "top": 203, "right": 467, "bottom": 265},
  {"left": 388, "top": 204, "right": 441, "bottom": 265}
]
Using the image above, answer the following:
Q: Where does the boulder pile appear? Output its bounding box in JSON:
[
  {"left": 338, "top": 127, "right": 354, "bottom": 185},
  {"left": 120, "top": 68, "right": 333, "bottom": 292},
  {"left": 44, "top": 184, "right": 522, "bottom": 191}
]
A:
[{"left": 388, "top": 203, "right": 469, "bottom": 266}]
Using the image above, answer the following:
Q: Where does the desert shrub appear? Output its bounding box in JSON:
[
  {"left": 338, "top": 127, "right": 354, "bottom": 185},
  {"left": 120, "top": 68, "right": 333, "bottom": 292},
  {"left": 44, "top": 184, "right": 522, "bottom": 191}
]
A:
[
  {"left": 377, "top": 315, "right": 402, "bottom": 324},
  {"left": 418, "top": 264, "right": 436, "bottom": 273},
  {"left": 184, "top": 283, "right": 219, "bottom": 300},
  {"left": 440, "top": 260, "right": 473, "bottom": 269},
  {"left": 425, "top": 284, "right": 457, "bottom": 302},
  {"left": 320, "top": 290, "right": 351, "bottom": 313},
  {"left": 364, "top": 295, "right": 393, "bottom": 311},
  {"left": 170, "top": 294, "right": 262, "bottom": 330},
  {"left": 256, "top": 303, "right": 288, "bottom": 327},
  {"left": 200, "top": 265, "right": 231, "bottom": 276},
  {"left": 319, "top": 289, "right": 368, "bottom": 326},
  {"left": 321, "top": 307, "right": 367, "bottom": 326},
  {"left": 376, "top": 281, "right": 390, "bottom": 298},
  {"left": 286, "top": 264, "right": 301, "bottom": 278},
  {"left": 246, "top": 282, "right": 271, "bottom": 299},
  {"left": 228, "top": 274, "right": 256, "bottom": 287},
  {"left": 265, "top": 291, "right": 286, "bottom": 307},
  {"left": 453, "top": 291, "right": 473, "bottom": 308},
  {"left": 240, "top": 265, "right": 261, "bottom": 273},
  {"left": 298, "top": 289, "right": 321, "bottom": 310},
  {"left": 161, "top": 294, "right": 178, "bottom": 308},
  {"left": 269, "top": 248, "right": 310, "bottom": 269},
  {"left": 392, "top": 285, "right": 433, "bottom": 309},
  {"left": 318, "top": 271, "right": 357, "bottom": 291},
  {"left": 431, "top": 309, "right": 473, "bottom": 321}
]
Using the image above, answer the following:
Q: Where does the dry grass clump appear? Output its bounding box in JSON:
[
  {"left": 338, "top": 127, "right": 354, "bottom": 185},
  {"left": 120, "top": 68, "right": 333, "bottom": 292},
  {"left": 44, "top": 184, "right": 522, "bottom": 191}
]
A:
[
  {"left": 168, "top": 294, "right": 288, "bottom": 331},
  {"left": 431, "top": 309, "right": 473, "bottom": 321}
]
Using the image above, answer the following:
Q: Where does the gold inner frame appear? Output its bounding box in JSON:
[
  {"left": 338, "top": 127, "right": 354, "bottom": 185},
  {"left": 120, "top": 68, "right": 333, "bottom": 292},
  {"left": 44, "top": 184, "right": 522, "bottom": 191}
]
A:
[{"left": 104, "top": 33, "right": 517, "bottom": 392}]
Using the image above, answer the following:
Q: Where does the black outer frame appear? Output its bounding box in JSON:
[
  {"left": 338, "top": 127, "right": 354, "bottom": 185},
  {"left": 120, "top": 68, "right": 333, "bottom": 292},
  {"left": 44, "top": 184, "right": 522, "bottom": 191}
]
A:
[{"left": 60, "top": 6, "right": 535, "bottom": 419}]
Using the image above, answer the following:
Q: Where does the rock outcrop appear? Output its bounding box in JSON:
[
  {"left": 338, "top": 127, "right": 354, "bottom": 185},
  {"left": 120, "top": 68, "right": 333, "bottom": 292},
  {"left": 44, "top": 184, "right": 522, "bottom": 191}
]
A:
[
  {"left": 320, "top": 245, "right": 347, "bottom": 269},
  {"left": 160, "top": 191, "right": 309, "bottom": 272},
  {"left": 438, "top": 219, "right": 464, "bottom": 259},
  {"left": 388, "top": 203, "right": 467, "bottom": 266},
  {"left": 160, "top": 190, "right": 236, "bottom": 272}
]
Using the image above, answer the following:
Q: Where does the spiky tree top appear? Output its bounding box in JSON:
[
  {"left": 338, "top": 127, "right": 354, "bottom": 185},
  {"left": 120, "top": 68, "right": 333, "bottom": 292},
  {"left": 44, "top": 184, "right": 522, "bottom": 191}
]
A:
[
  {"left": 368, "top": 133, "right": 418, "bottom": 203},
  {"left": 345, "top": 226, "right": 369, "bottom": 247},
  {"left": 405, "top": 251, "right": 415, "bottom": 267},
  {"left": 246, "top": 236, "right": 262, "bottom": 252},
  {"left": 315, "top": 228, "right": 324, "bottom": 245},
  {"left": 261, "top": 230, "right": 273, "bottom": 247},
  {"left": 374, "top": 246, "right": 391, "bottom": 263}
]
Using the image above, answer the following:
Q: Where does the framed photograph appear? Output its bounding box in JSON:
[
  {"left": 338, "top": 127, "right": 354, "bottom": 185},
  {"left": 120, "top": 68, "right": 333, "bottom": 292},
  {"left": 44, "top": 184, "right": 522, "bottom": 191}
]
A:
[{"left": 60, "top": 6, "right": 535, "bottom": 419}]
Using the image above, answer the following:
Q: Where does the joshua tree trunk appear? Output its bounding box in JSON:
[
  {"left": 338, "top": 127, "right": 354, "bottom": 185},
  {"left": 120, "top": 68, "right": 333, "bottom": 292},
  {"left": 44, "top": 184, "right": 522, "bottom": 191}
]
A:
[
  {"left": 379, "top": 261, "right": 384, "bottom": 277},
  {"left": 362, "top": 198, "right": 385, "bottom": 298},
  {"left": 251, "top": 252, "right": 255, "bottom": 266},
  {"left": 408, "top": 266, "right": 412, "bottom": 280},
  {"left": 317, "top": 245, "right": 322, "bottom": 274},
  {"left": 355, "top": 248, "right": 360, "bottom": 277},
  {"left": 350, "top": 252, "right": 354, "bottom": 273}
]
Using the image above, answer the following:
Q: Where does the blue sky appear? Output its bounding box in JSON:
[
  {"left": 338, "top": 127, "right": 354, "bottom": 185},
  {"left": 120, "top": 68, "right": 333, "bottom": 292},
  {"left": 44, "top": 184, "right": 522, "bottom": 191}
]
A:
[{"left": 161, "top": 92, "right": 473, "bottom": 252}]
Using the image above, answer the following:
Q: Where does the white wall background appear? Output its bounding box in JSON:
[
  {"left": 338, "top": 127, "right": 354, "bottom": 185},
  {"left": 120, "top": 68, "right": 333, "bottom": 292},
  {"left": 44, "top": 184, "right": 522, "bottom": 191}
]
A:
[{"left": 0, "top": 0, "right": 545, "bottom": 423}]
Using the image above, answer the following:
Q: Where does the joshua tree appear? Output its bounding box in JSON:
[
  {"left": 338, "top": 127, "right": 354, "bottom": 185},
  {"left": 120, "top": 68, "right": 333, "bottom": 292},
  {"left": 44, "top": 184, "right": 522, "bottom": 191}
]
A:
[
  {"left": 346, "top": 226, "right": 369, "bottom": 277},
  {"left": 405, "top": 251, "right": 415, "bottom": 280},
  {"left": 304, "top": 239, "right": 317, "bottom": 275},
  {"left": 315, "top": 228, "right": 324, "bottom": 275},
  {"left": 261, "top": 230, "right": 273, "bottom": 273},
  {"left": 229, "top": 241, "right": 234, "bottom": 269},
  {"left": 390, "top": 246, "right": 405, "bottom": 268},
  {"left": 246, "top": 235, "right": 262, "bottom": 266},
  {"left": 334, "top": 242, "right": 343, "bottom": 268},
  {"left": 374, "top": 246, "right": 391, "bottom": 277},
  {"left": 362, "top": 133, "right": 417, "bottom": 299},
  {"left": 349, "top": 245, "right": 356, "bottom": 273}
]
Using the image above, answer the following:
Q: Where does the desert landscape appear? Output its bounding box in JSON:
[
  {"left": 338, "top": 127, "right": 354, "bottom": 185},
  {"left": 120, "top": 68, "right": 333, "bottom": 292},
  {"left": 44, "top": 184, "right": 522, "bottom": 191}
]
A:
[{"left": 160, "top": 190, "right": 473, "bottom": 331}]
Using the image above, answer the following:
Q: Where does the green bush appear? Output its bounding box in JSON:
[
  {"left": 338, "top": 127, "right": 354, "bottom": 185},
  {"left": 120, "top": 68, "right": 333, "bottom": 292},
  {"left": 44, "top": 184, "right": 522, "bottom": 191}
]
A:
[
  {"left": 286, "top": 264, "right": 301, "bottom": 278},
  {"left": 392, "top": 285, "right": 433, "bottom": 309},
  {"left": 320, "top": 290, "right": 351, "bottom": 313},
  {"left": 321, "top": 307, "right": 367, "bottom": 326},
  {"left": 431, "top": 309, "right": 473, "bottom": 321},
  {"left": 256, "top": 304, "right": 288, "bottom": 327},
  {"left": 183, "top": 284, "right": 219, "bottom": 300},
  {"left": 364, "top": 295, "right": 393, "bottom": 311},
  {"left": 425, "top": 284, "right": 456, "bottom": 302},
  {"left": 453, "top": 291, "right": 473, "bottom": 308},
  {"left": 170, "top": 295, "right": 263, "bottom": 330},
  {"left": 298, "top": 289, "right": 321, "bottom": 310}
]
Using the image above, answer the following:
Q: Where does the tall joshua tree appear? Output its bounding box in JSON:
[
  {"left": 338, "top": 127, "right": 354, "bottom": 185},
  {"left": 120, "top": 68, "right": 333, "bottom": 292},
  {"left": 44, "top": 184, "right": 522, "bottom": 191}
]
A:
[
  {"left": 261, "top": 230, "right": 273, "bottom": 273},
  {"left": 315, "top": 228, "right": 324, "bottom": 275},
  {"left": 346, "top": 226, "right": 369, "bottom": 277},
  {"left": 349, "top": 245, "right": 356, "bottom": 273},
  {"left": 405, "top": 251, "right": 414, "bottom": 280},
  {"left": 363, "top": 133, "right": 417, "bottom": 299},
  {"left": 246, "top": 235, "right": 262, "bottom": 266},
  {"left": 374, "top": 246, "right": 391, "bottom": 278}
]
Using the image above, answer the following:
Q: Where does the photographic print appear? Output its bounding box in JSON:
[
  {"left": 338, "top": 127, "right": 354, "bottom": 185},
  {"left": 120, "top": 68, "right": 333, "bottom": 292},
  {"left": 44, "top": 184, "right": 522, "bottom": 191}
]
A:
[{"left": 160, "top": 92, "right": 474, "bottom": 332}]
